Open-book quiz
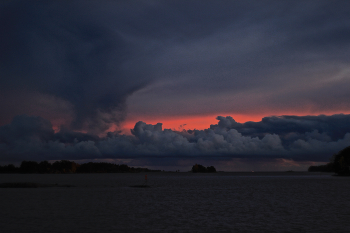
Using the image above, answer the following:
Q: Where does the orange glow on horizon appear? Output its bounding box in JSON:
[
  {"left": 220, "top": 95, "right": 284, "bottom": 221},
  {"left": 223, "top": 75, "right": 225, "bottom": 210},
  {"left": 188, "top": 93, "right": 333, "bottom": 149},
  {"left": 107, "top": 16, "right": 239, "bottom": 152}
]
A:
[
  {"left": 49, "top": 110, "right": 350, "bottom": 135},
  {"left": 120, "top": 114, "right": 264, "bottom": 134},
  {"left": 120, "top": 110, "right": 350, "bottom": 134}
]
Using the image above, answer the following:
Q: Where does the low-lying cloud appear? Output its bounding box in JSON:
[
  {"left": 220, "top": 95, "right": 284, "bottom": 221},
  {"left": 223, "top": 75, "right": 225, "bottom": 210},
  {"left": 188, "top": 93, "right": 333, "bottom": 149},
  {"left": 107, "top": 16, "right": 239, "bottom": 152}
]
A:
[{"left": 1, "top": 115, "right": 349, "bottom": 163}]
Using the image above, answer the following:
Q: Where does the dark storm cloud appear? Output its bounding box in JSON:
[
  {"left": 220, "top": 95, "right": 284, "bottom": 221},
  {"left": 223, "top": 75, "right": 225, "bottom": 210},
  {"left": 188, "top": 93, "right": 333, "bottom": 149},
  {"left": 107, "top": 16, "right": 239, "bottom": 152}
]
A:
[
  {"left": 1, "top": 115, "right": 349, "bottom": 162},
  {"left": 2, "top": 0, "right": 350, "bottom": 128},
  {"left": 0, "top": 0, "right": 246, "bottom": 131},
  {"left": 0, "top": 1, "right": 153, "bottom": 132}
]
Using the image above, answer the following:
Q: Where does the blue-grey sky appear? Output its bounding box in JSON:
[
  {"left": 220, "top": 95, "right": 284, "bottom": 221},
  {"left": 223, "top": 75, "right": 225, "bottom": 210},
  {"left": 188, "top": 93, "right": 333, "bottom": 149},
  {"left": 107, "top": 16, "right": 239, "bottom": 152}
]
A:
[{"left": 1, "top": 1, "right": 350, "bottom": 170}]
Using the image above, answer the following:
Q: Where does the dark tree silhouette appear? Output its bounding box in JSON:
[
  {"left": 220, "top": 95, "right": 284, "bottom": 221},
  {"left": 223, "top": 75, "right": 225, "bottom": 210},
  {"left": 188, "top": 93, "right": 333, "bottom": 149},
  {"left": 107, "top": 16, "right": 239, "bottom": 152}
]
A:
[
  {"left": 38, "top": 161, "right": 52, "bottom": 173},
  {"left": 76, "top": 162, "right": 121, "bottom": 173},
  {"left": 0, "top": 164, "right": 18, "bottom": 173},
  {"left": 207, "top": 166, "right": 217, "bottom": 173},
  {"left": 52, "top": 160, "right": 78, "bottom": 173},
  {"left": 20, "top": 161, "right": 39, "bottom": 173}
]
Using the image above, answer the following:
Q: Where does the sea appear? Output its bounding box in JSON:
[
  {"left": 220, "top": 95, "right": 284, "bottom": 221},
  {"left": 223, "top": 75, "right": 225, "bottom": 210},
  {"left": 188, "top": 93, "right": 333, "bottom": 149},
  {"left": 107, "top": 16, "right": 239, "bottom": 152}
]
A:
[{"left": 0, "top": 172, "right": 349, "bottom": 233}]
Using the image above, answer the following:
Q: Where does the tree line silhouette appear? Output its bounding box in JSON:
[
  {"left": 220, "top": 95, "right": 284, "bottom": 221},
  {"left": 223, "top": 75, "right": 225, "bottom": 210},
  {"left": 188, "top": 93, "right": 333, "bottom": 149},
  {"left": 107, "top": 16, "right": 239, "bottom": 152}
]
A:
[
  {"left": 308, "top": 146, "right": 350, "bottom": 176},
  {"left": 0, "top": 160, "right": 161, "bottom": 174}
]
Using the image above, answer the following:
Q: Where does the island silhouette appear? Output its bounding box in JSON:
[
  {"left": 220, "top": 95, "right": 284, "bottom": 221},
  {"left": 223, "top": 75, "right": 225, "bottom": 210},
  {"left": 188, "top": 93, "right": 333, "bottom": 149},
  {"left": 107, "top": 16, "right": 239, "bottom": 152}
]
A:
[
  {"left": 308, "top": 146, "right": 350, "bottom": 176},
  {"left": 191, "top": 164, "right": 217, "bottom": 173}
]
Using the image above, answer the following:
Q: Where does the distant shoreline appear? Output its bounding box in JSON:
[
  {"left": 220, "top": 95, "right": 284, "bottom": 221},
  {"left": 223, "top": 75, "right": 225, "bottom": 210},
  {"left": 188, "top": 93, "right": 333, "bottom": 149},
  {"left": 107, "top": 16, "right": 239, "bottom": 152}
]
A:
[{"left": 0, "top": 160, "right": 161, "bottom": 174}]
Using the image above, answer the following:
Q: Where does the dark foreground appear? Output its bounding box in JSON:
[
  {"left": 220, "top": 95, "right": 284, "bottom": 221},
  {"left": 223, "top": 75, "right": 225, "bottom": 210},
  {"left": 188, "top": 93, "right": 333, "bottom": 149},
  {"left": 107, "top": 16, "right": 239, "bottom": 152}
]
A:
[{"left": 0, "top": 172, "right": 349, "bottom": 233}]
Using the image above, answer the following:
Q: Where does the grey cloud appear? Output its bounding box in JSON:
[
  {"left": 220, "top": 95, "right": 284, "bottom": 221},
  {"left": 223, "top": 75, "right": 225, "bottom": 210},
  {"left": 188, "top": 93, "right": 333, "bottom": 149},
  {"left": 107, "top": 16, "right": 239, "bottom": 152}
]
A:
[
  {"left": 0, "top": 115, "right": 101, "bottom": 161},
  {"left": 210, "top": 114, "right": 350, "bottom": 143},
  {"left": 1, "top": 114, "right": 349, "bottom": 163}
]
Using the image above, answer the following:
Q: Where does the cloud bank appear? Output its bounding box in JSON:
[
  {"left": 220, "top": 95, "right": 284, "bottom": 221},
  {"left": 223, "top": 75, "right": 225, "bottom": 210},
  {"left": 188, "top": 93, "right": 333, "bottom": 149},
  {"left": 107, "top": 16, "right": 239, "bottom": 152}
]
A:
[{"left": 1, "top": 115, "right": 349, "bottom": 163}]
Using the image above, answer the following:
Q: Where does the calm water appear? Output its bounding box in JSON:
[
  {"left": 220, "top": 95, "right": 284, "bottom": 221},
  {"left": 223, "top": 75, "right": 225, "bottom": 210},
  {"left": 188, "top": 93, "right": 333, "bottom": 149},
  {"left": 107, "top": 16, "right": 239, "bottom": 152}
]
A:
[{"left": 0, "top": 172, "right": 349, "bottom": 233}]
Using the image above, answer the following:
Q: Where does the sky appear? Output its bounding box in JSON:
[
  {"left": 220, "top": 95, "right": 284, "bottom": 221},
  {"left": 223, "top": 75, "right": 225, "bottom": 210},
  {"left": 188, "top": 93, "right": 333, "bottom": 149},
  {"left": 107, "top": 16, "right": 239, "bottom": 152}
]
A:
[{"left": 1, "top": 0, "right": 350, "bottom": 171}]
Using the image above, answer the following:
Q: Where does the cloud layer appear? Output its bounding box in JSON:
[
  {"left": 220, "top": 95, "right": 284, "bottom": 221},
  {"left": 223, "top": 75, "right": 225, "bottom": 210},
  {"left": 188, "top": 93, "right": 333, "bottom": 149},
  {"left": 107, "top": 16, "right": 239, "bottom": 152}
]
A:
[{"left": 1, "top": 115, "right": 349, "bottom": 163}]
